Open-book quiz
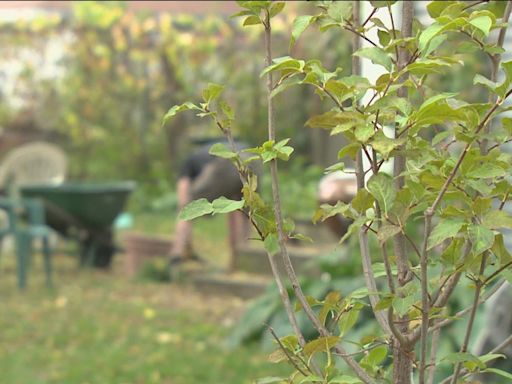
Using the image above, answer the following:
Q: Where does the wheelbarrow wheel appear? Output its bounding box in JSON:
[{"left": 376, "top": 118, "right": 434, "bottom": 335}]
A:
[{"left": 80, "top": 231, "right": 115, "bottom": 268}]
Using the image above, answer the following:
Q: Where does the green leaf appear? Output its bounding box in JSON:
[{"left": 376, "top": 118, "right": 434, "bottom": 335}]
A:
[
  {"left": 219, "top": 100, "right": 235, "bottom": 120},
  {"left": 325, "top": 162, "right": 346, "bottom": 173},
  {"left": 482, "top": 211, "right": 512, "bottom": 229},
  {"left": 369, "top": 1, "right": 397, "bottom": 8},
  {"left": 202, "top": 83, "right": 224, "bottom": 103},
  {"left": 353, "top": 47, "right": 392, "bottom": 71},
  {"left": 268, "top": 2, "right": 285, "bottom": 18},
  {"left": 338, "top": 142, "right": 360, "bottom": 160},
  {"left": 443, "top": 352, "right": 485, "bottom": 370},
  {"left": 305, "top": 111, "right": 343, "bottom": 129},
  {"left": 243, "top": 15, "right": 262, "bottom": 26},
  {"left": 306, "top": 111, "right": 364, "bottom": 131},
  {"left": 313, "top": 202, "right": 351, "bottom": 224},
  {"left": 469, "top": 15, "right": 492, "bottom": 36},
  {"left": 329, "top": 375, "right": 363, "bottom": 383},
  {"left": 419, "top": 92, "right": 458, "bottom": 110},
  {"left": 255, "top": 377, "right": 286, "bottom": 384},
  {"left": 349, "top": 287, "right": 369, "bottom": 299},
  {"left": 483, "top": 368, "right": 512, "bottom": 380},
  {"left": 423, "top": 34, "right": 448, "bottom": 57},
  {"left": 338, "top": 309, "right": 360, "bottom": 337},
  {"left": 303, "top": 336, "right": 340, "bottom": 357},
  {"left": 178, "top": 198, "right": 213, "bottom": 220},
  {"left": 236, "top": 1, "right": 271, "bottom": 10},
  {"left": 491, "top": 234, "right": 512, "bottom": 265},
  {"left": 428, "top": 218, "right": 465, "bottom": 250},
  {"left": 351, "top": 189, "right": 375, "bottom": 214},
  {"left": 267, "top": 348, "right": 287, "bottom": 363},
  {"left": 276, "top": 146, "right": 294, "bottom": 161},
  {"left": 290, "top": 15, "right": 315, "bottom": 48},
  {"left": 392, "top": 294, "right": 416, "bottom": 317},
  {"left": 365, "top": 345, "right": 388, "bottom": 366},
  {"left": 414, "top": 102, "right": 466, "bottom": 128},
  {"left": 370, "top": 131, "right": 405, "bottom": 160},
  {"left": 261, "top": 56, "right": 305, "bottom": 78},
  {"left": 209, "top": 143, "right": 238, "bottom": 159},
  {"left": 419, "top": 23, "right": 444, "bottom": 52},
  {"left": 339, "top": 216, "right": 368, "bottom": 245},
  {"left": 479, "top": 353, "right": 505, "bottom": 364},
  {"left": 473, "top": 74, "right": 498, "bottom": 92},
  {"left": 377, "top": 29, "right": 391, "bottom": 46},
  {"left": 162, "top": 102, "right": 199, "bottom": 126},
  {"left": 432, "top": 131, "right": 452, "bottom": 146},
  {"left": 212, "top": 197, "right": 244, "bottom": 214},
  {"left": 495, "top": 60, "right": 512, "bottom": 97},
  {"left": 367, "top": 173, "right": 396, "bottom": 215},
  {"left": 375, "top": 295, "right": 393, "bottom": 310},
  {"left": 279, "top": 335, "right": 299, "bottom": 351},
  {"left": 377, "top": 223, "right": 401, "bottom": 244},
  {"left": 468, "top": 224, "right": 495, "bottom": 255},
  {"left": 289, "top": 233, "right": 314, "bottom": 243},
  {"left": 299, "top": 376, "right": 323, "bottom": 383},
  {"left": 354, "top": 124, "right": 375, "bottom": 143},
  {"left": 270, "top": 76, "right": 302, "bottom": 98},
  {"left": 261, "top": 150, "right": 277, "bottom": 163},
  {"left": 467, "top": 163, "right": 507, "bottom": 179},
  {"left": 274, "top": 138, "right": 294, "bottom": 161},
  {"left": 264, "top": 233, "right": 279, "bottom": 256},
  {"left": 406, "top": 59, "right": 451, "bottom": 75},
  {"left": 230, "top": 9, "right": 255, "bottom": 19},
  {"left": 327, "top": 1, "right": 352, "bottom": 22},
  {"left": 427, "top": 1, "right": 456, "bottom": 18}
]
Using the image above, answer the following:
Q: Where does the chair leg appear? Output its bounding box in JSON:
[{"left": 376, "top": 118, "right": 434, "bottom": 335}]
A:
[
  {"left": 0, "top": 236, "right": 4, "bottom": 268},
  {"left": 42, "top": 236, "right": 52, "bottom": 288},
  {"left": 16, "top": 232, "right": 29, "bottom": 290}
]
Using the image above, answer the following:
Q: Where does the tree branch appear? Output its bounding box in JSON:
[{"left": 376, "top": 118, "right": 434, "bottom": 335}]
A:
[
  {"left": 392, "top": 3, "right": 414, "bottom": 383},
  {"left": 352, "top": 0, "right": 392, "bottom": 339},
  {"left": 419, "top": 208, "right": 433, "bottom": 384},
  {"left": 264, "top": 10, "right": 374, "bottom": 383},
  {"left": 427, "top": 315, "right": 442, "bottom": 384},
  {"left": 450, "top": 254, "right": 488, "bottom": 384},
  {"left": 480, "top": 0, "right": 512, "bottom": 153},
  {"left": 209, "top": 110, "right": 308, "bottom": 352}
]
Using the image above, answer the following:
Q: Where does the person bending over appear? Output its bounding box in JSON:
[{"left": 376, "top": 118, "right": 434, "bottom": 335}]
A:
[{"left": 170, "top": 140, "right": 254, "bottom": 271}]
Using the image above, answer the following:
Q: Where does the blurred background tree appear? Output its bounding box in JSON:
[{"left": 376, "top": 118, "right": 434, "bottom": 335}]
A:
[{"left": 0, "top": 1, "right": 352, "bottom": 214}]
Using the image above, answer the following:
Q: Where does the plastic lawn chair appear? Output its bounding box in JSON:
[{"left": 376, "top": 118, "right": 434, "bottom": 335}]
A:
[{"left": 0, "top": 197, "right": 53, "bottom": 289}]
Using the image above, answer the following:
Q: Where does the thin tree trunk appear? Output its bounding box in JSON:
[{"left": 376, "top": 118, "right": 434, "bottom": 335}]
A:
[{"left": 392, "top": 2, "right": 414, "bottom": 383}]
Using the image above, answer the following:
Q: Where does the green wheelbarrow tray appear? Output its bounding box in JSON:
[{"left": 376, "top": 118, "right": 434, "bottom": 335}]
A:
[{"left": 20, "top": 181, "right": 136, "bottom": 268}]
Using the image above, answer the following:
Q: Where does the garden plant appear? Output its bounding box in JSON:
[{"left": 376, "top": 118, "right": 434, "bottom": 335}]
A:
[{"left": 165, "top": 1, "right": 512, "bottom": 383}]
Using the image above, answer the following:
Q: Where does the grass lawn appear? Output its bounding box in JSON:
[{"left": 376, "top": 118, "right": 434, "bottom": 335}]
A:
[{"left": 0, "top": 212, "right": 290, "bottom": 384}]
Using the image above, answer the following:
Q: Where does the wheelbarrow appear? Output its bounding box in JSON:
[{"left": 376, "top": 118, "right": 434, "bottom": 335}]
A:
[{"left": 20, "top": 181, "right": 136, "bottom": 268}]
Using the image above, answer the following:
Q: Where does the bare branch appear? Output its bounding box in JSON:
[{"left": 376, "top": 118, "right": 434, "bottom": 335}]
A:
[
  {"left": 362, "top": 7, "right": 377, "bottom": 28},
  {"left": 352, "top": 0, "right": 392, "bottom": 339},
  {"left": 462, "top": 0, "right": 489, "bottom": 11},
  {"left": 427, "top": 318, "right": 442, "bottom": 384},
  {"left": 450, "top": 254, "right": 488, "bottom": 384},
  {"left": 419, "top": 208, "right": 433, "bottom": 384}
]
